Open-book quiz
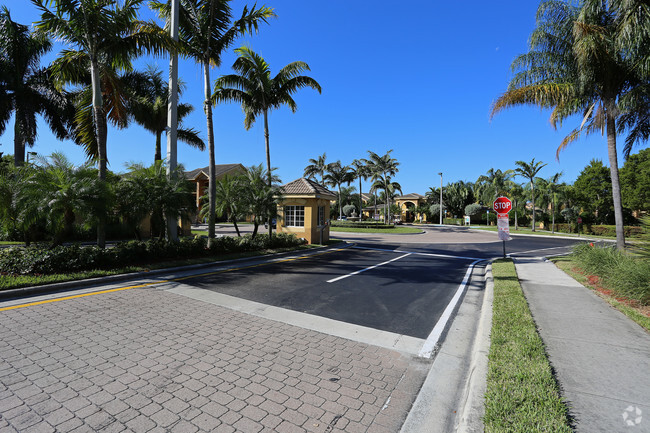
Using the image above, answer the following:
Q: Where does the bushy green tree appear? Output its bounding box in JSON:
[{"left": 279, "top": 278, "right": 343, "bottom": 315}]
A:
[
  {"left": 573, "top": 160, "right": 614, "bottom": 224},
  {"left": 619, "top": 148, "right": 650, "bottom": 213}
]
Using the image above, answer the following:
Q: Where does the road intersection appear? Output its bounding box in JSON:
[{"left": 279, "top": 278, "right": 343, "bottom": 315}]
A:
[{"left": 0, "top": 226, "right": 585, "bottom": 432}]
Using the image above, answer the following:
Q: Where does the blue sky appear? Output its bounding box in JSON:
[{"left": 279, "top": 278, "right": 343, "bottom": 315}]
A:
[{"left": 2, "top": 0, "right": 646, "bottom": 195}]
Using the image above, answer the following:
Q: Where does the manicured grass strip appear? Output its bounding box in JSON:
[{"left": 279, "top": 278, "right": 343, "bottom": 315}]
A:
[
  {"left": 0, "top": 241, "right": 23, "bottom": 245},
  {"left": 329, "top": 226, "right": 422, "bottom": 234},
  {"left": 484, "top": 259, "right": 572, "bottom": 433},
  {"left": 551, "top": 256, "right": 650, "bottom": 332},
  {"left": 0, "top": 245, "right": 318, "bottom": 292}
]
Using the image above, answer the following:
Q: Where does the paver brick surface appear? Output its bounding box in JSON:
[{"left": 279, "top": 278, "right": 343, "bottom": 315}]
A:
[{"left": 0, "top": 286, "right": 424, "bottom": 432}]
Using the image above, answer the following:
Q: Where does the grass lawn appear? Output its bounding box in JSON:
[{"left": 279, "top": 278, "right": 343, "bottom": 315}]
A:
[
  {"left": 0, "top": 241, "right": 23, "bottom": 246},
  {"left": 484, "top": 259, "right": 572, "bottom": 433},
  {"left": 330, "top": 226, "right": 422, "bottom": 234},
  {"left": 550, "top": 256, "right": 650, "bottom": 332},
  {"left": 0, "top": 244, "right": 321, "bottom": 292},
  {"left": 471, "top": 225, "right": 617, "bottom": 239}
]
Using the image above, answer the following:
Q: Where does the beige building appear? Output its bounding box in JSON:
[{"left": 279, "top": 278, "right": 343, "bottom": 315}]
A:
[
  {"left": 185, "top": 164, "right": 246, "bottom": 221},
  {"left": 395, "top": 193, "right": 428, "bottom": 222},
  {"left": 277, "top": 178, "right": 337, "bottom": 244}
]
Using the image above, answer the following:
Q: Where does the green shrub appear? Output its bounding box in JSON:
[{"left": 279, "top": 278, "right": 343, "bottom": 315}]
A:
[
  {"left": 0, "top": 233, "right": 305, "bottom": 276},
  {"left": 572, "top": 243, "right": 650, "bottom": 305},
  {"left": 330, "top": 221, "right": 394, "bottom": 229}
]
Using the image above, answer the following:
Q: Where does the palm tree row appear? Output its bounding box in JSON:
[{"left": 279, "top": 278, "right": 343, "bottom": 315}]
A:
[
  {"left": 303, "top": 150, "right": 401, "bottom": 222},
  {"left": 2, "top": 1, "right": 320, "bottom": 248}
]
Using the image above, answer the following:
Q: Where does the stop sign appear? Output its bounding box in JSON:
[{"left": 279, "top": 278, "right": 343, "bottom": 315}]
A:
[{"left": 493, "top": 196, "right": 512, "bottom": 215}]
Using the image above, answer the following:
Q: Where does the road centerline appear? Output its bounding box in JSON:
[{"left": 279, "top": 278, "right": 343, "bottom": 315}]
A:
[{"left": 326, "top": 253, "right": 412, "bottom": 283}]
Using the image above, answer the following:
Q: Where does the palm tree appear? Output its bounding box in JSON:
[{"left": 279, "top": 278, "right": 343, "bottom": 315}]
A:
[
  {"left": 507, "top": 181, "right": 526, "bottom": 231},
  {"left": 0, "top": 8, "right": 72, "bottom": 166},
  {"left": 514, "top": 158, "right": 547, "bottom": 231},
  {"left": 546, "top": 172, "right": 564, "bottom": 233},
  {"left": 303, "top": 152, "right": 329, "bottom": 186},
  {"left": 476, "top": 168, "right": 514, "bottom": 202},
  {"left": 126, "top": 66, "right": 204, "bottom": 162},
  {"left": 152, "top": 1, "right": 275, "bottom": 244},
  {"left": 366, "top": 150, "right": 400, "bottom": 223},
  {"left": 199, "top": 174, "right": 244, "bottom": 236},
  {"left": 324, "top": 161, "right": 354, "bottom": 220},
  {"left": 34, "top": 0, "right": 172, "bottom": 247},
  {"left": 351, "top": 159, "right": 369, "bottom": 219},
  {"left": 18, "top": 152, "right": 103, "bottom": 245},
  {"left": 213, "top": 46, "right": 321, "bottom": 235},
  {"left": 491, "top": 0, "right": 650, "bottom": 249},
  {"left": 240, "top": 164, "right": 280, "bottom": 238}
]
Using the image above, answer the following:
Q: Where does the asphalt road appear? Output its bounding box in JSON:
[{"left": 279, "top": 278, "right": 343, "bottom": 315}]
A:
[{"left": 178, "top": 225, "right": 587, "bottom": 339}]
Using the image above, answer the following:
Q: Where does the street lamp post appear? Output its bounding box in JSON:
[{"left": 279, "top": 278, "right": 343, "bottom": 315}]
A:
[{"left": 438, "top": 172, "right": 443, "bottom": 225}]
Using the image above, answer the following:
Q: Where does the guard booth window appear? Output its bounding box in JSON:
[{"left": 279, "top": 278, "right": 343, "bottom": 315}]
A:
[
  {"left": 318, "top": 206, "right": 325, "bottom": 226},
  {"left": 285, "top": 205, "right": 305, "bottom": 227}
]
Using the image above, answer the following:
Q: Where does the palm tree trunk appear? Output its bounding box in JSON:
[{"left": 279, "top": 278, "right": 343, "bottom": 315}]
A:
[
  {"left": 13, "top": 115, "right": 25, "bottom": 166},
  {"left": 514, "top": 200, "right": 518, "bottom": 230},
  {"left": 203, "top": 62, "right": 216, "bottom": 247},
  {"left": 338, "top": 184, "right": 343, "bottom": 219},
  {"left": 263, "top": 109, "right": 272, "bottom": 238},
  {"left": 155, "top": 132, "right": 162, "bottom": 161},
  {"left": 606, "top": 107, "right": 625, "bottom": 250},
  {"left": 530, "top": 181, "right": 535, "bottom": 232},
  {"left": 358, "top": 178, "right": 363, "bottom": 219},
  {"left": 91, "top": 60, "right": 107, "bottom": 248},
  {"left": 551, "top": 195, "right": 556, "bottom": 233}
]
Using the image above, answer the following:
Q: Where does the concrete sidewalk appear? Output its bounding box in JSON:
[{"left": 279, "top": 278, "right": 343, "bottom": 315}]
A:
[{"left": 514, "top": 257, "right": 650, "bottom": 432}]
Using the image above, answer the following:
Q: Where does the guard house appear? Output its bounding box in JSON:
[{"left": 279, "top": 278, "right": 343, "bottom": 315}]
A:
[{"left": 277, "top": 178, "right": 337, "bottom": 244}]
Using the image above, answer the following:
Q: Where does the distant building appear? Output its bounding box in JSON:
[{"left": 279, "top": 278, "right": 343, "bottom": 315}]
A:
[
  {"left": 395, "top": 193, "right": 427, "bottom": 222},
  {"left": 184, "top": 164, "right": 246, "bottom": 219}
]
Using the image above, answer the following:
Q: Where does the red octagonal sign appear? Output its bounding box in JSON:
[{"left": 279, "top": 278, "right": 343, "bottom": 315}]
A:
[{"left": 493, "top": 196, "right": 512, "bottom": 215}]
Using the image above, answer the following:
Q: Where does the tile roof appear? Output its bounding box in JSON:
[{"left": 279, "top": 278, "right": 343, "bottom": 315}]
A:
[
  {"left": 184, "top": 164, "right": 244, "bottom": 180},
  {"left": 280, "top": 178, "right": 337, "bottom": 198},
  {"left": 396, "top": 193, "right": 425, "bottom": 200}
]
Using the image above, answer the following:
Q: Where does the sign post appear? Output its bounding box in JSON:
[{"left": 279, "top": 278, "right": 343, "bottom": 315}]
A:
[{"left": 493, "top": 197, "right": 513, "bottom": 258}]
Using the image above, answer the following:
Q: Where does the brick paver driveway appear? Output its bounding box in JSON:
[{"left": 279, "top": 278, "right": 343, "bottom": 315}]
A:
[{"left": 0, "top": 285, "right": 426, "bottom": 433}]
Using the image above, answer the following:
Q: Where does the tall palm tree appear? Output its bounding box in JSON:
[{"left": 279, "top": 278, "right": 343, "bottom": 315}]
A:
[
  {"left": 323, "top": 161, "right": 354, "bottom": 220},
  {"left": 199, "top": 174, "right": 244, "bottom": 236},
  {"left": 213, "top": 46, "right": 321, "bottom": 235},
  {"left": 351, "top": 159, "right": 369, "bottom": 219},
  {"left": 507, "top": 181, "right": 526, "bottom": 231},
  {"left": 491, "top": 0, "right": 650, "bottom": 249},
  {"left": 476, "top": 168, "right": 514, "bottom": 202},
  {"left": 366, "top": 150, "right": 400, "bottom": 223},
  {"left": 0, "top": 8, "right": 72, "bottom": 166},
  {"left": 152, "top": 1, "right": 275, "bottom": 244},
  {"left": 34, "top": 0, "right": 172, "bottom": 247},
  {"left": 514, "top": 158, "right": 547, "bottom": 231},
  {"left": 303, "top": 152, "right": 328, "bottom": 185},
  {"left": 126, "top": 66, "right": 204, "bottom": 162}
]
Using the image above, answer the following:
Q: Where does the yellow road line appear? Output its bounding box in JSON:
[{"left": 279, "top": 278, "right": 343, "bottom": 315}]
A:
[
  {"left": 1, "top": 247, "right": 350, "bottom": 312},
  {"left": 0, "top": 281, "right": 167, "bottom": 312}
]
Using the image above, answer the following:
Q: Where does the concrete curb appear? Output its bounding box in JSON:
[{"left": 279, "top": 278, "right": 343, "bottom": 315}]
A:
[
  {"left": 0, "top": 242, "right": 349, "bottom": 301},
  {"left": 456, "top": 262, "right": 493, "bottom": 433},
  {"left": 399, "top": 262, "right": 490, "bottom": 433}
]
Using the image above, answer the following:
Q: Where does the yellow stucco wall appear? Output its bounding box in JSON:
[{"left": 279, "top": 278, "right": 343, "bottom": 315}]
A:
[{"left": 277, "top": 197, "right": 332, "bottom": 244}]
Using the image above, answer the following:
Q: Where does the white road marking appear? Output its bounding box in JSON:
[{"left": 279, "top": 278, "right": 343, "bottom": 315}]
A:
[
  {"left": 351, "top": 245, "right": 481, "bottom": 261},
  {"left": 418, "top": 259, "right": 483, "bottom": 359},
  {"left": 326, "top": 253, "right": 412, "bottom": 283}
]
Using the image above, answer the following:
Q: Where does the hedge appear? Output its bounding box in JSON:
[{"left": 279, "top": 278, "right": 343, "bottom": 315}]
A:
[
  {"left": 329, "top": 221, "right": 395, "bottom": 229},
  {"left": 552, "top": 224, "right": 643, "bottom": 237},
  {"left": 0, "top": 233, "right": 305, "bottom": 276}
]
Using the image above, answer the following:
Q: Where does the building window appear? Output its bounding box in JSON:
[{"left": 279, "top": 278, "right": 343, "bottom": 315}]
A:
[
  {"left": 318, "top": 206, "right": 325, "bottom": 226},
  {"left": 284, "top": 206, "right": 305, "bottom": 227}
]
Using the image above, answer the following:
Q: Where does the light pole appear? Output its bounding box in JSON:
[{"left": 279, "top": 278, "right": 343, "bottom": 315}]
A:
[{"left": 438, "top": 172, "right": 443, "bottom": 225}]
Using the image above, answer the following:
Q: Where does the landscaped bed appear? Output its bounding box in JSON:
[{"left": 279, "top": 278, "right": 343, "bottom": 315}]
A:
[
  {"left": 484, "top": 259, "right": 572, "bottom": 433},
  {"left": 550, "top": 244, "right": 650, "bottom": 332},
  {"left": 0, "top": 234, "right": 313, "bottom": 291}
]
